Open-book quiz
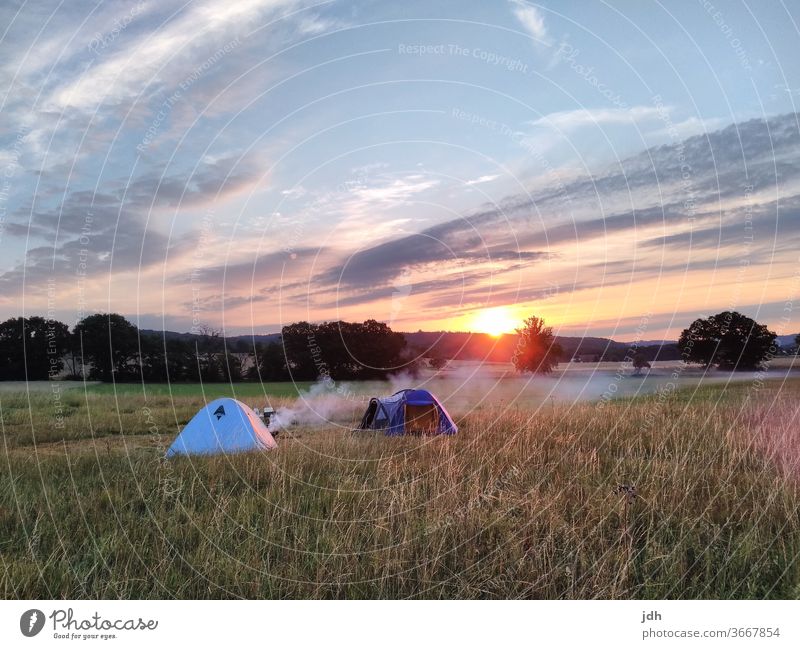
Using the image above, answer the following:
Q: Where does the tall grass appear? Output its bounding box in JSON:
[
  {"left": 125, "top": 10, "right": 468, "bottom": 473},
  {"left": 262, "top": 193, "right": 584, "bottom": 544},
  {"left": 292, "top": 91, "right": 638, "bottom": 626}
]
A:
[{"left": 1, "top": 380, "right": 799, "bottom": 598}]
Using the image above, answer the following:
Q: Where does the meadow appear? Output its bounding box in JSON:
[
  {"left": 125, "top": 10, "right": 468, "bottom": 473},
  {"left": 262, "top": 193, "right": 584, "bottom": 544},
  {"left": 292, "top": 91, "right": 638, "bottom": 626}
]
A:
[{"left": 1, "top": 372, "right": 799, "bottom": 598}]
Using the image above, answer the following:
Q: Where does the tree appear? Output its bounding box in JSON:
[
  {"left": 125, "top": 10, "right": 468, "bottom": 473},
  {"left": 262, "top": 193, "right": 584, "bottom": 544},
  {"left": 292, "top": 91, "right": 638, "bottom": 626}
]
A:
[
  {"left": 220, "top": 347, "right": 246, "bottom": 382},
  {"left": 281, "top": 321, "right": 320, "bottom": 380},
  {"left": 73, "top": 313, "right": 140, "bottom": 381},
  {"left": 678, "top": 311, "right": 776, "bottom": 370},
  {"left": 631, "top": 351, "right": 651, "bottom": 376},
  {"left": 281, "top": 319, "right": 407, "bottom": 380},
  {"left": 193, "top": 324, "right": 225, "bottom": 381},
  {"left": 512, "top": 316, "right": 562, "bottom": 374},
  {"left": 249, "top": 341, "right": 290, "bottom": 381},
  {"left": 63, "top": 331, "right": 85, "bottom": 379},
  {"left": 139, "top": 335, "right": 199, "bottom": 382},
  {"left": 0, "top": 316, "right": 71, "bottom": 380},
  {"left": 335, "top": 319, "right": 407, "bottom": 379}
]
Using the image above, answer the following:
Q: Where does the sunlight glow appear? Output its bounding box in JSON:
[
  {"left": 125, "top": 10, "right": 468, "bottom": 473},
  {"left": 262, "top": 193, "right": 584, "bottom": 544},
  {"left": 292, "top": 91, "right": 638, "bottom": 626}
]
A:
[{"left": 469, "top": 306, "right": 519, "bottom": 337}]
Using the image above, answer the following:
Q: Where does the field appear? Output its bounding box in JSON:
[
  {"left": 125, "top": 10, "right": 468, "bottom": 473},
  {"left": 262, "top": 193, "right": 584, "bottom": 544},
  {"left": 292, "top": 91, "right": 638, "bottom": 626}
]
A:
[{"left": 2, "top": 369, "right": 800, "bottom": 598}]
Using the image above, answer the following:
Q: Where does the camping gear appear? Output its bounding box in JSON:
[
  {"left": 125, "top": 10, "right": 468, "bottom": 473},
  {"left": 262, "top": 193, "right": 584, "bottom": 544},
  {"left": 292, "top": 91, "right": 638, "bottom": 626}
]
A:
[
  {"left": 166, "top": 397, "right": 278, "bottom": 457},
  {"left": 358, "top": 388, "right": 457, "bottom": 436},
  {"left": 263, "top": 406, "right": 275, "bottom": 425}
]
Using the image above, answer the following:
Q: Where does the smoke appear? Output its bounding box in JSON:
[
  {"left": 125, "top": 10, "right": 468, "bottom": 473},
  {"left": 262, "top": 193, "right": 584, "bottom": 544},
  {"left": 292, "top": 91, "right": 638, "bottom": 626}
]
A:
[
  {"left": 265, "top": 362, "right": 771, "bottom": 432},
  {"left": 387, "top": 371, "right": 421, "bottom": 395},
  {"left": 403, "top": 360, "right": 697, "bottom": 411},
  {"left": 269, "top": 377, "right": 362, "bottom": 432},
  {"left": 269, "top": 372, "right": 436, "bottom": 432}
]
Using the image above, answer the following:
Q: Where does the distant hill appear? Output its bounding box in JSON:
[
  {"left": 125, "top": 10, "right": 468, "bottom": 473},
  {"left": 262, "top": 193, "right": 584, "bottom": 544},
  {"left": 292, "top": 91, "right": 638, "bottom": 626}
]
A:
[
  {"left": 140, "top": 328, "right": 798, "bottom": 363},
  {"left": 401, "top": 331, "right": 682, "bottom": 363},
  {"left": 775, "top": 334, "right": 798, "bottom": 348},
  {"left": 139, "top": 329, "right": 282, "bottom": 348},
  {"left": 406, "top": 330, "right": 799, "bottom": 363}
]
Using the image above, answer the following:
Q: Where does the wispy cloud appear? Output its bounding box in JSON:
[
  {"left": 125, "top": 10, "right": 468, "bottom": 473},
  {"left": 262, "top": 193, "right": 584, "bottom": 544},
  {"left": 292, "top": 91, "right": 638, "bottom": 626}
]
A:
[
  {"left": 45, "top": 0, "right": 303, "bottom": 113},
  {"left": 529, "top": 106, "right": 666, "bottom": 131},
  {"left": 464, "top": 173, "right": 500, "bottom": 186},
  {"left": 346, "top": 175, "right": 440, "bottom": 208},
  {"left": 508, "top": 0, "right": 550, "bottom": 46}
]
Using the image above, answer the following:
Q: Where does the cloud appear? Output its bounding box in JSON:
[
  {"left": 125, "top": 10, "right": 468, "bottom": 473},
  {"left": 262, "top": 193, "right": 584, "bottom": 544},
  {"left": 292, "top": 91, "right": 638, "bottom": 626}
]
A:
[
  {"left": 298, "top": 112, "right": 800, "bottom": 314},
  {"left": 0, "top": 0, "right": 332, "bottom": 181},
  {"left": 640, "top": 196, "right": 800, "bottom": 253},
  {"left": 281, "top": 172, "right": 445, "bottom": 249},
  {"left": 294, "top": 13, "right": 350, "bottom": 35},
  {"left": 528, "top": 106, "right": 666, "bottom": 132},
  {"left": 509, "top": 1, "right": 550, "bottom": 45},
  {"left": 45, "top": 0, "right": 304, "bottom": 113},
  {"left": 6, "top": 151, "right": 266, "bottom": 243},
  {"left": 1, "top": 0, "right": 797, "bottom": 339},
  {"left": 0, "top": 145, "right": 271, "bottom": 309},
  {"left": 647, "top": 115, "right": 728, "bottom": 140},
  {"left": 308, "top": 259, "right": 542, "bottom": 312},
  {"left": 428, "top": 112, "right": 800, "bottom": 249},
  {"left": 0, "top": 216, "right": 197, "bottom": 299},
  {"left": 188, "top": 246, "right": 322, "bottom": 288},
  {"left": 464, "top": 173, "right": 500, "bottom": 186},
  {"left": 313, "top": 225, "right": 550, "bottom": 291},
  {"left": 345, "top": 175, "right": 439, "bottom": 208},
  {"left": 125, "top": 152, "right": 265, "bottom": 210},
  {"left": 517, "top": 203, "right": 694, "bottom": 248}
]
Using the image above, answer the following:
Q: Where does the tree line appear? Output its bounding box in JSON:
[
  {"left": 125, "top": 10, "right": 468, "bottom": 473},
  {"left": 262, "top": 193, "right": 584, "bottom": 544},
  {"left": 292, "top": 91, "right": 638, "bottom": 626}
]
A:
[
  {"left": 512, "top": 310, "right": 786, "bottom": 374},
  {"left": 0, "top": 309, "right": 790, "bottom": 382},
  {"left": 0, "top": 314, "right": 408, "bottom": 382}
]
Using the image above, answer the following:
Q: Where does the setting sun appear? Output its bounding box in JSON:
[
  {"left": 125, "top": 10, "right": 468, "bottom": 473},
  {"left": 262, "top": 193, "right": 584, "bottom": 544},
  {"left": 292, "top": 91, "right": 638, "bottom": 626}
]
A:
[{"left": 469, "top": 306, "right": 520, "bottom": 337}]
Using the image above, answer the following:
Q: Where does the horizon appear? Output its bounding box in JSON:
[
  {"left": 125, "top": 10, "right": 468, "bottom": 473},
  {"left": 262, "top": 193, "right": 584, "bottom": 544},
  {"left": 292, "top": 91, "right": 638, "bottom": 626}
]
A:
[
  {"left": 139, "top": 317, "right": 799, "bottom": 345},
  {"left": 2, "top": 1, "right": 799, "bottom": 340}
]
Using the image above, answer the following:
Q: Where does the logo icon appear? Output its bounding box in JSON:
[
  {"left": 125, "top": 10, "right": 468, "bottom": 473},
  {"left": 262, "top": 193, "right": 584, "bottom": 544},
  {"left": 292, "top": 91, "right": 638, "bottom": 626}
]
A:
[
  {"left": 20, "top": 609, "right": 45, "bottom": 637},
  {"left": 213, "top": 405, "right": 225, "bottom": 420}
]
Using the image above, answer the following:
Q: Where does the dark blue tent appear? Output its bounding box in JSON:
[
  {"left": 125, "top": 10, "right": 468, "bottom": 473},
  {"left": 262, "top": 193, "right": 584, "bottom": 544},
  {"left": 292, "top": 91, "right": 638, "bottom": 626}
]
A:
[{"left": 358, "top": 388, "right": 457, "bottom": 436}]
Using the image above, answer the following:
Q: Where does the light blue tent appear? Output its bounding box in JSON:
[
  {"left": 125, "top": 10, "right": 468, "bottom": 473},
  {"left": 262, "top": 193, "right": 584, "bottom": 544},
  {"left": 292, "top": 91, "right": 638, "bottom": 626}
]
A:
[
  {"left": 358, "top": 389, "right": 457, "bottom": 436},
  {"left": 166, "top": 397, "right": 277, "bottom": 457}
]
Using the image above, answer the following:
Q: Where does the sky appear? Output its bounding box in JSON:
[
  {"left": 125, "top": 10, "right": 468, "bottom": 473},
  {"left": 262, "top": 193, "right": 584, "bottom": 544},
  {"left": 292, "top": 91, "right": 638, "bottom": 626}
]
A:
[{"left": 1, "top": 0, "right": 798, "bottom": 340}]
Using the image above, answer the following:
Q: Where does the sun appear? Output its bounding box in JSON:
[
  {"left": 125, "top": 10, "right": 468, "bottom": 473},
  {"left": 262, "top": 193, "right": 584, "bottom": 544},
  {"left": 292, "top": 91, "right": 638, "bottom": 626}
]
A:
[{"left": 470, "top": 306, "right": 519, "bottom": 337}]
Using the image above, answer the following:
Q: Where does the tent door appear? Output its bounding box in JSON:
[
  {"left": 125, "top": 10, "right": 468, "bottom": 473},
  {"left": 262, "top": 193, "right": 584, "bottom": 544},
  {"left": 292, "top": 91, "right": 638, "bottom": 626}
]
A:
[
  {"left": 359, "top": 399, "right": 377, "bottom": 429},
  {"left": 404, "top": 403, "right": 439, "bottom": 435}
]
